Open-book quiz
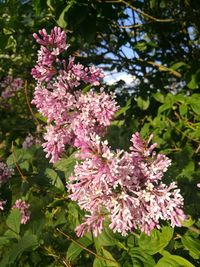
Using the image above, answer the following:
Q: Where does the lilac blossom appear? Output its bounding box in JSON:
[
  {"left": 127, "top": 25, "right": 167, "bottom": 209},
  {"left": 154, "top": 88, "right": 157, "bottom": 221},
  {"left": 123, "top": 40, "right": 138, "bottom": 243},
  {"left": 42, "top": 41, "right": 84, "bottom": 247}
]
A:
[
  {"left": 0, "top": 162, "right": 13, "bottom": 187},
  {"left": 12, "top": 199, "right": 30, "bottom": 224},
  {"left": 0, "top": 76, "right": 23, "bottom": 99},
  {"left": 22, "top": 134, "right": 41, "bottom": 149},
  {"left": 31, "top": 27, "right": 117, "bottom": 163},
  {"left": 68, "top": 133, "right": 186, "bottom": 237}
]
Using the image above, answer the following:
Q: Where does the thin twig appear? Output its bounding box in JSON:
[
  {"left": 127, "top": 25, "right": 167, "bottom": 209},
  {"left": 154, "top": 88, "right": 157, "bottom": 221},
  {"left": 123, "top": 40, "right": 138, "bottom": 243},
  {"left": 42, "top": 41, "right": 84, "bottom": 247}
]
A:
[
  {"left": 138, "top": 58, "right": 181, "bottom": 78},
  {"left": 11, "top": 142, "right": 27, "bottom": 182},
  {"left": 44, "top": 246, "right": 71, "bottom": 267},
  {"left": 56, "top": 228, "right": 118, "bottom": 264},
  {"left": 166, "top": 117, "right": 200, "bottom": 144},
  {"left": 188, "top": 226, "right": 200, "bottom": 235},
  {"left": 131, "top": 231, "right": 140, "bottom": 238},
  {"left": 24, "top": 80, "right": 39, "bottom": 124},
  {"left": 195, "top": 144, "right": 200, "bottom": 154},
  {"left": 119, "top": 23, "right": 143, "bottom": 28},
  {"left": 104, "top": 0, "right": 174, "bottom": 22}
]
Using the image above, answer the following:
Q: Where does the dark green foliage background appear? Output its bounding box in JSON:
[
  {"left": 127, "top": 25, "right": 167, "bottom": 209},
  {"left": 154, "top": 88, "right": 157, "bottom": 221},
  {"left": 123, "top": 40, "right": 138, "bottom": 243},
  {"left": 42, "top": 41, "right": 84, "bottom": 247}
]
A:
[{"left": 0, "top": 0, "right": 200, "bottom": 266}]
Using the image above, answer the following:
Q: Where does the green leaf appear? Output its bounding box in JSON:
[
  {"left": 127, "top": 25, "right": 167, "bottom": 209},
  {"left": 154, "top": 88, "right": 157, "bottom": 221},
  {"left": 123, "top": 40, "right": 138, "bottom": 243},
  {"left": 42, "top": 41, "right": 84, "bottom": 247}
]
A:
[
  {"left": 93, "top": 248, "right": 119, "bottom": 267},
  {"left": 45, "top": 168, "right": 65, "bottom": 191},
  {"left": 6, "top": 147, "right": 35, "bottom": 170},
  {"left": 153, "top": 92, "right": 165, "bottom": 103},
  {"left": 129, "top": 247, "right": 155, "bottom": 267},
  {"left": 95, "top": 227, "right": 119, "bottom": 247},
  {"left": 137, "top": 96, "right": 150, "bottom": 110},
  {"left": 115, "top": 98, "right": 131, "bottom": 117},
  {"left": 138, "top": 226, "right": 174, "bottom": 255},
  {"left": 0, "top": 236, "right": 10, "bottom": 246},
  {"left": 134, "top": 41, "right": 147, "bottom": 52},
  {"left": 181, "top": 235, "right": 200, "bottom": 259},
  {"left": 57, "top": 1, "right": 75, "bottom": 28},
  {"left": 158, "top": 102, "right": 172, "bottom": 113},
  {"left": 181, "top": 216, "right": 195, "bottom": 227},
  {"left": 54, "top": 153, "right": 76, "bottom": 178},
  {"left": 179, "top": 104, "right": 188, "bottom": 116},
  {"left": 155, "top": 253, "right": 195, "bottom": 267},
  {"left": 6, "top": 208, "right": 21, "bottom": 234},
  {"left": 170, "top": 62, "right": 187, "bottom": 70},
  {"left": 66, "top": 235, "right": 93, "bottom": 261},
  {"left": 188, "top": 97, "right": 200, "bottom": 115},
  {"left": 0, "top": 232, "right": 39, "bottom": 266},
  {"left": 187, "top": 70, "right": 200, "bottom": 90}
]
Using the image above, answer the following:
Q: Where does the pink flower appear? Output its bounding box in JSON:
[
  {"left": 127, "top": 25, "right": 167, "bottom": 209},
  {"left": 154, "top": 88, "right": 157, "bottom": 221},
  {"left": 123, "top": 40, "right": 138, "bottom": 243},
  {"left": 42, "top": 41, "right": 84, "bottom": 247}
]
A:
[
  {"left": 31, "top": 27, "right": 117, "bottom": 163},
  {"left": 1, "top": 76, "right": 23, "bottom": 99},
  {"left": 68, "top": 133, "right": 185, "bottom": 237},
  {"left": 0, "top": 162, "right": 13, "bottom": 187},
  {"left": 22, "top": 134, "right": 41, "bottom": 149},
  {"left": 33, "top": 27, "right": 68, "bottom": 53},
  {"left": 12, "top": 199, "right": 30, "bottom": 224}
]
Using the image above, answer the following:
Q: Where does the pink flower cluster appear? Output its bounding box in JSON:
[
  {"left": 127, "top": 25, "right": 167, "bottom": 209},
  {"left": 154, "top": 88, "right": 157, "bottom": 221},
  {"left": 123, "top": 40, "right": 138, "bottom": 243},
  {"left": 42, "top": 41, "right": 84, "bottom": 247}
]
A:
[
  {"left": 32, "top": 27, "right": 118, "bottom": 163},
  {"left": 0, "top": 76, "right": 23, "bottom": 99},
  {"left": 0, "top": 162, "right": 13, "bottom": 187},
  {"left": 22, "top": 134, "right": 41, "bottom": 149},
  {"left": 32, "top": 27, "right": 185, "bottom": 238},
  {"left": 12, "top": 199, "right": 30, "bottom": 224},
  {"left": 68, "top": 133, "right": 186, "bottom": 237},
  {"left": 0, "top": 162, "right": 13, "bottom": 211}
]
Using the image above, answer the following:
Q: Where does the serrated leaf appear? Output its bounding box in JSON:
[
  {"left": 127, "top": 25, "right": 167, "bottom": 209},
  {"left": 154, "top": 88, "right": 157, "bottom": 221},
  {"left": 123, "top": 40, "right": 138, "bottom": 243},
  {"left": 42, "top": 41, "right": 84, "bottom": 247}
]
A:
[{"left": 6, "top": 208, "right": 21, "bottom": 234}]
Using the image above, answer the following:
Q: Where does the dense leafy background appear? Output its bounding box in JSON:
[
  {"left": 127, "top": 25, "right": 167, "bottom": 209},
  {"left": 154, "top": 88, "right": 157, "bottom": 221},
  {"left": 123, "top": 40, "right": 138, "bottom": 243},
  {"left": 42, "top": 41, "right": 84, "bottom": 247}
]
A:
[{"left": 0, "top": 0, "right": 200, "bottom": 266}]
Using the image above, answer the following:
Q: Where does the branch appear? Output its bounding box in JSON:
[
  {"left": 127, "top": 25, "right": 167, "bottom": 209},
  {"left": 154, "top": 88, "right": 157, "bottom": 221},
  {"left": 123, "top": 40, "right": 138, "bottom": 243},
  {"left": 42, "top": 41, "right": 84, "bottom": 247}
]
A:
[
  {"left": 56, "top": 228, "right": 118, "bottom": 264},
  {"left": 24, "top": 80, "right": 39, "bottom": 124},
  {"left": 138, "top": 58, "right": 182, "bottom": 78},
  {"left": 104, "top": 0, "right": 174, "bottom": 23},
  {"left": 11, "top": 142, "right": 27, "bottom": 182}
]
